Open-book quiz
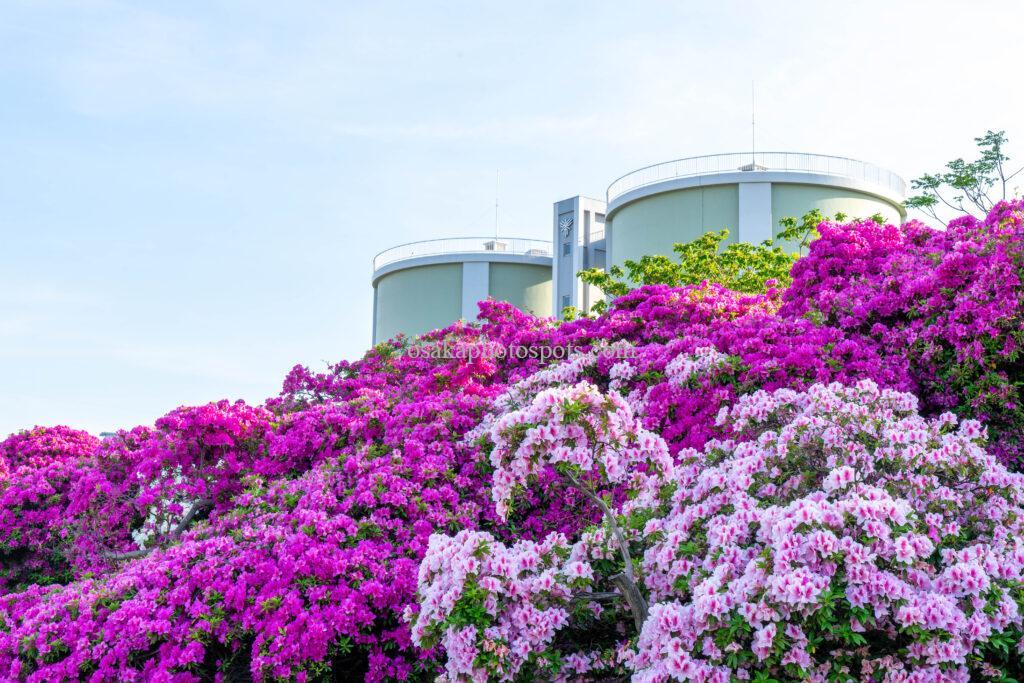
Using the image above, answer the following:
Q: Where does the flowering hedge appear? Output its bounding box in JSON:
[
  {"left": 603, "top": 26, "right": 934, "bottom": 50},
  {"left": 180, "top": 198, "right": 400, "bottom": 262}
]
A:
[
  {"left": 0, "top": 201, "right": 1021, "bottom": 681},
  {"left": 418, "top": 375, "right": 1024, "bottom": 681},
  {"left": 782, "top": 205, "right": 1024, "bottom": 466},
  {"left": 633, "top": 380, "right": 1024, "bottom": 680}
]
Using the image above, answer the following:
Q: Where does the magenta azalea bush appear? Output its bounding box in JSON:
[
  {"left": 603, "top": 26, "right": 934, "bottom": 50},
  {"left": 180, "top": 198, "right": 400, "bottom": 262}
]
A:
[
  {"left": 782, "top": 204, "right": 1024, "bottom": 466},
  {"left": 0, "top": 200, "right": 1022, "bottom": 681}
]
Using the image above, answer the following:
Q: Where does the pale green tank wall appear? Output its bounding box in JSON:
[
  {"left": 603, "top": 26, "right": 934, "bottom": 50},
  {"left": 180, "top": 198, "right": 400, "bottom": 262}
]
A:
[
  {"left": 770, "top": 184, "right": 903, "bottom": 250},
  {"left": 609, "top": 183, "right": 904, "bottom": 268},
  {"left": 489, "top": 263, "right": 553, "bottom": 317},
  {"left": 608, "top": 185, "right": 739, "bottom": 268},
  {"left": 374, "top": 263, "right": 462, "bottom": 343}
]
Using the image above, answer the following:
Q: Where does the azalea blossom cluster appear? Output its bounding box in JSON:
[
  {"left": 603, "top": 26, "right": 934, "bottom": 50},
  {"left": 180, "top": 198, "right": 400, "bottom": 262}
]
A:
[
  {"left": 0, "top": 425, "right": 99, "bottom": 471},
  {"left": 0, "top": 425, "right": 103, "bottom": 590},
  {"left": 0, "top": 402, "right": 281, "bottom": 598},
  {"left": 783, "top": 201, "right": 1024, "bottom": 465},
  {"left": 483, "top": 381, "right": 673, "bottom": 520},
  {"left": 0, "top": 339, "right": 512, "bottom": 681},
  {"left": 410, "top": 530, "right": 608, "bottom": 682}
]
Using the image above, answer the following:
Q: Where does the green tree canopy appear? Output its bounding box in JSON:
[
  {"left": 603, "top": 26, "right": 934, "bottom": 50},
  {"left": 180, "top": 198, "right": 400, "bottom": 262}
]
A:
[
  {"left": 569, "top": 210, "right": 878, "bottom": 318},
  {"left": 906, "top": 130, "right": 1023, "bottom": 225}
]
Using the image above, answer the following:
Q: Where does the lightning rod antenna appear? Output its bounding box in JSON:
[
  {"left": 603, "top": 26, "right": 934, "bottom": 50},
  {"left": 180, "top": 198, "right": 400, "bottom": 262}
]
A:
[
  {"left": 751, "top": 80, "right": 756, "bottom": 165},
  {"left": 494, "top": 170, "right": 499, "bottom": 239}
]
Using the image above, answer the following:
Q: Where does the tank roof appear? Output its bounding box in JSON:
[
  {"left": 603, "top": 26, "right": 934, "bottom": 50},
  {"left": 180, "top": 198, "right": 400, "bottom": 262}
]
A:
[
  {"left": 372, "top": 236, "right": 552, "bottom": 281},
  {"left": 607, "top": 152, "right": 906, "bottom": 208}
]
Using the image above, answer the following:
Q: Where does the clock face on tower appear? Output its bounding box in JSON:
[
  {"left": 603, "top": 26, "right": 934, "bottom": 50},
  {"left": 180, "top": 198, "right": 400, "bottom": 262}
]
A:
[{"left": 559, "top": 215, "right": 573, "bottom": 238}]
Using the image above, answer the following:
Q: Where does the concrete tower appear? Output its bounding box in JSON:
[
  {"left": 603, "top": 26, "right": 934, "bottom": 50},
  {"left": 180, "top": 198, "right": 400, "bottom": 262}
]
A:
[{"left": 552, "top": 195, "right": 607, "bottom": 317}]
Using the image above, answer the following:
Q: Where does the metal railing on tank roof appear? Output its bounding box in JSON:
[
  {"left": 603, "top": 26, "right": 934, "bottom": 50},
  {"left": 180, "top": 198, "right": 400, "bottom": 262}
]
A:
[
  {"left": 606, "top": 152, "right": 906, "bottom": 205},
  {"left": 373, "top": 237, "right": 552, "bottom": 272}
]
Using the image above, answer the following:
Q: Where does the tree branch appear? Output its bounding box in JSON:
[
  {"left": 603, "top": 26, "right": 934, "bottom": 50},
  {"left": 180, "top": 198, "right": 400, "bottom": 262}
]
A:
[
  {"left": 934, "top": 189, "right": 967, "bottom": 215},
  {"left": 572, "top": 591, "right": 622, "bottom": 603},
  {"left": 103, "top": 498, "right": 213, "bottom": 562},
  {"left": 170, "top": 497, "right": 213, "bottom": 537},
  {"left": 565, "top": 472, "right": 649, "bottom": 632},
  {"left": 103, "top": 548, "right": 150, "bottom": 561}
]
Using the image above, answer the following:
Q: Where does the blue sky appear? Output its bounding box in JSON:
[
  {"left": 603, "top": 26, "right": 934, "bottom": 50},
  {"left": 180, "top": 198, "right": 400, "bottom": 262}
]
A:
[{"left": 2, "top": 0, "right": 1022, "bottom": 436}]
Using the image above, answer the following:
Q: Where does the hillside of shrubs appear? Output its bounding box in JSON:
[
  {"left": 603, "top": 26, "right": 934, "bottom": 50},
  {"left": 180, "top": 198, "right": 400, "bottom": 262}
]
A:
[{"left": 2, "top": 202, "right": 1024, "bottom": 682}]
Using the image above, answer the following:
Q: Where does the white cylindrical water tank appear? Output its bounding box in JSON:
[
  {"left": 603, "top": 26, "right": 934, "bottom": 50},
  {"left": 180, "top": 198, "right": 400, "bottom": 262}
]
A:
[
  {"left": 604, "top": 152, "right": 907, "bottom": 269},
  {"left": 371, "top": 237, "right": 553, "bottom": 344}
]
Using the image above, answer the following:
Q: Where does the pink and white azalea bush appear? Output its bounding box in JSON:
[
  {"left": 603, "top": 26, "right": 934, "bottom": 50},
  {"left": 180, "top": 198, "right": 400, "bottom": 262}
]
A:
[
  {"left": 633, "top": 379, "right": 1024, "bottom": 680},
  {"left": 412, "top": 376, "right": 682, "bottom": 681},
  {"left": 483, "top": 381, "right": 674, "bottom": 521},
  {"left": 419, "top": 375, "right": 1024, "bottom": 681},
  {"left": 663, "top": 346, "right": 733, "bottom": 388},
  {"left": 409, "top": 529, "right": 610, "bottom": 682}
]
